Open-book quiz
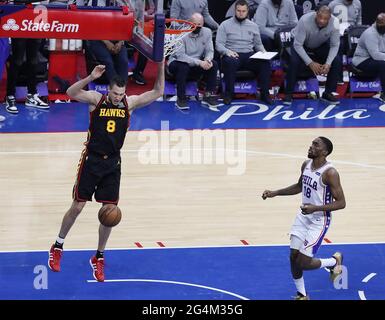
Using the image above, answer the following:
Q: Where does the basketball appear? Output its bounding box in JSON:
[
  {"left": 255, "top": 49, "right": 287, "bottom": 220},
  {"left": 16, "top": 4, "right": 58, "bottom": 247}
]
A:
[{"left": 98, "top": 205, "right": 122, "bottom": 227}]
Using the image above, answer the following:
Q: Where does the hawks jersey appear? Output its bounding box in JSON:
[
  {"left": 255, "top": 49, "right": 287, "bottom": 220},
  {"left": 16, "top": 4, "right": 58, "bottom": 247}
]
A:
[
  {"left": 301, "top": 160, "right": 333, "bottom": 217},
  {"left": 85, "top": 95, "right": 130, "bottom": 156}
]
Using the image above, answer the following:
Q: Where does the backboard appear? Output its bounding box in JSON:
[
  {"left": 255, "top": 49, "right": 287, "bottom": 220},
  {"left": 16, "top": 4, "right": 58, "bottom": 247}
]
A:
[{"left": 128, "top": 0, "right": 165, "bottom": 62}]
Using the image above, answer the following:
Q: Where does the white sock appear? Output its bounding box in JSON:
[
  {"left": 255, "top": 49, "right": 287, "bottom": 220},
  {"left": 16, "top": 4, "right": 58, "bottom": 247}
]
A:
[
  {"left": 320, "top": 257, "right": 336, "bottom": 268},
  {"left": 294, "top": 277, "right": 306, "bottom": 296},
  {"left": 56, "top": 236, "right": 65, "bottom": 245}
]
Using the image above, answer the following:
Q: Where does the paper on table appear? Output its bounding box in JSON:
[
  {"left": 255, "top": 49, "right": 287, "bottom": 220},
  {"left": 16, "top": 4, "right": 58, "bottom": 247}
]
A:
[{"left": 250, "top": 51, "right": 278, "bottom": 60}]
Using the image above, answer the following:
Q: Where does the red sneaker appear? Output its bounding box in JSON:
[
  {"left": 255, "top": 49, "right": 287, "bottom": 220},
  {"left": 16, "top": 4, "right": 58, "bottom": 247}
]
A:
[
  {"left": 48, "top": 245, "right": 62, "bottom": 272},
  {"left": 90, "top": 256, "right": 105, "bottom": 282}
]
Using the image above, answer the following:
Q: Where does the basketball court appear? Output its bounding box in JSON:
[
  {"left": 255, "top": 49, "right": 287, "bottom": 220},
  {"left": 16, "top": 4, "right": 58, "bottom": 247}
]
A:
[{"left": 0, "top": 0, "right": 385, "bottom": 300}]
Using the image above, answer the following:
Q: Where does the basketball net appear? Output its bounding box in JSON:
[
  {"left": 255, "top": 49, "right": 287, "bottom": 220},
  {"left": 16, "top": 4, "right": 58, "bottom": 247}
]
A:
[
  {"left": 143, "top": 18, "right": 196, "bottom": 58},
  {"left": 163, "top": 19, "right": 196, "bottom": 57}
]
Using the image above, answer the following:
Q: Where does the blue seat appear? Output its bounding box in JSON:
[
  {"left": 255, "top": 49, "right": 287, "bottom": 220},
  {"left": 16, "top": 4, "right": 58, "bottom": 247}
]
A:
[{"left": 221, "top": 69, "right": 258, "bottom": 95}]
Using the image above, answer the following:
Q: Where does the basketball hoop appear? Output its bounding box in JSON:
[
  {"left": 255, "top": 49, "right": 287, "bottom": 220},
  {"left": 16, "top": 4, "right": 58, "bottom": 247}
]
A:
[
  {"left": 164, "top": 19, "right": 196, "bottom": 57},
  {"left": 144, "top": 18, "right": 196, "bottom": 57}
]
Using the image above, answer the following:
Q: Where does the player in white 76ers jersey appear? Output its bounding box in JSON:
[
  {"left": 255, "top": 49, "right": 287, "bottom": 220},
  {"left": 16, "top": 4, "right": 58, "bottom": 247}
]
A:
[{"left": 262, "top": 137, "right": 346, "bottom": 300}]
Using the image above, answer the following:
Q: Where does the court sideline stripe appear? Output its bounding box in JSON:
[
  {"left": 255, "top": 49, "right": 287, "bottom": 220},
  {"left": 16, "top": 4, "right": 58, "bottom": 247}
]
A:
[
  {"left": 1, "top": 148, "right": 384, "bottom": 171},
  {"left": 2, "top": 241, "right": 385, "bottom": 253}
]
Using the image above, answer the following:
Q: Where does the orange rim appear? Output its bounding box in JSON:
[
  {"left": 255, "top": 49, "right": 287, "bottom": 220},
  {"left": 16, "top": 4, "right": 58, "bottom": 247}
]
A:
[
  {"left": 164, "top": 18, "right": 196, "bottom": 35},
  {"left": 143, "top": 18, "right": 196, "bottom": 37}
]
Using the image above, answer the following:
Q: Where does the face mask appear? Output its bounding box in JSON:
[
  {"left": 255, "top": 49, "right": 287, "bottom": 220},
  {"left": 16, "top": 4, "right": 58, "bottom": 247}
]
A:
[
  {"left": 272, "top": 0, "right": 282, "bottom": 6},
  {"left": 377, "top": 24, "right": 385, "bottom": 35},
  {"left": 235, "top": 16, "right": 247, "bottom": 23},
  {"left": 192, "top": 26, "right": 201, "bottom": 34}
]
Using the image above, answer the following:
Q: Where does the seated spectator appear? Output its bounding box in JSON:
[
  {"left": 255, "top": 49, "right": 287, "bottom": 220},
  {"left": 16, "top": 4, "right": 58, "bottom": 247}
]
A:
[
  {"left": 5, "top": 39, "right": 49, "bottom": 114},
  {"left": 88, "top": 40, "right": 128, "bottom": 83},
  {"left": 168, "top": 13, "right": 219, "bottom": 110},
  {"left": 86, "top": 0, "right": 129, "bottom": 83},
  {"left": 329, "top": 0, "right": 362, "bottom": 81},
  {"left": 129, "top": 0, "right": 156, "bottom": 85},
  {"left": 247, "top": 0, "right": 261, "bottom": 18},
  {"left": 170, "top": 0, "right": 219, "bottom": 30},
  {"left": 352, "top": 13, "right": 385, "bottom": 103},
  {"left": 253, "top": 0, "right": 298, "bottom": 51},
  {"left": 216, "top": 0, "right": 272, "bottom": 105},
  {"left": 130, "top": 51, "right": 148, "bottom": 85},
  {"left": 329, "top": 0, "right": 362, "bottom": 27},
  {"left": 283, "top": 6, "right": 341, "bottom": 105},
  {"left": 226, "top": 0, "right": 261, "bottom": 19},
  {"left": 1, "top": 38, "right": 9, "bottom": 118}
]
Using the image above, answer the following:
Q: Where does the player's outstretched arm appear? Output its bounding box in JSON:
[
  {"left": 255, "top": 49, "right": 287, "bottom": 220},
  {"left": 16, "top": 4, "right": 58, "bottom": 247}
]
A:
[
  {"left": 262, "top": 182, "right": 302, "bottom": 200},
  {"left": 66, "top": 65, "right": 104, "bottom": 105},
  {"left": 261, "top": 161, "right": 308, "bottom": 200},
  {"left": 127, "top": 61, "right": 165, "bottom": 110}
]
